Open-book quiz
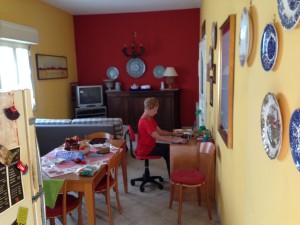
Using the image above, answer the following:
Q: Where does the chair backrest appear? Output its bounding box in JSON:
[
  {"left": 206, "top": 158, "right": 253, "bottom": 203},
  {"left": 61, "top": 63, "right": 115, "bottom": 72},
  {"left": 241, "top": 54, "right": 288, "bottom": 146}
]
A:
[
  {"left": 106, "top": 148, "right": 123, "bottom": 190},
  {"left": 126, "top": 125, "right": 136, "bottom": 158},
  {"left": 198, "top": 142, "right": 215, "bottom": 179},
  {"left": 85, "top": 132, "right": 114, "bottom": 140}
]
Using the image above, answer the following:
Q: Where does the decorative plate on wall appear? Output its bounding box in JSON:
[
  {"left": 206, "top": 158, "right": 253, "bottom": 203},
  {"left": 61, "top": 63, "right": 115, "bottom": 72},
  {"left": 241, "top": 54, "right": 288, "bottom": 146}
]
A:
[
  {"left": 126, "top": 58, "right": 146, "bottom": 78},
  {"left": 106, "top": 67, "right": 119, "bottom": 80},
  {"left": 278, "top": 0, "right": 300, "bottom": 30},
  {"left": 289, "top": 108, "right": 300, "bottom": 172},
  {"left": 260, "top": 92, "right": 282, "bottom": 159},
  {"left": 208, "top": 46, "right": 213, "bottom": 69},
  {"left": 239, "top": 7, "right": 253, "bottom": 67},
  {"left": 153, "top": 65, "right": 165, "bottom": 78},
  {"left": 211, "top": 22, "right": 217, "bottom": 50},
  {"left": 260, "top": 24, "right": 278, "bottom": 72}
]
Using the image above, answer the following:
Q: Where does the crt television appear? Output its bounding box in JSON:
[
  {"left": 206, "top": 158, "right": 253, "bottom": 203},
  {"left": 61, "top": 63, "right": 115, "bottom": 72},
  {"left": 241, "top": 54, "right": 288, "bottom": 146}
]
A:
[{"left": 76, "top": 85, "right": 104, "bottom": 108}]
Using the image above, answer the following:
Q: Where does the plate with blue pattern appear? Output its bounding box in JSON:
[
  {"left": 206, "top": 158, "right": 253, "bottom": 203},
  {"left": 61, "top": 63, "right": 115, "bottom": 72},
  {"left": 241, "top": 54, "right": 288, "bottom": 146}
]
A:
[
  {"left": 153, "top": 65, "right": 165, "bottom": 78},
  {"left": 260, "top": 24, "right": 278, "bottom": 72},
  {"left": 126, "top": 58, "right": 146, "bottom": 78},
  {"left": 289, "top": 109, "right": 300, "bottom": 171},
  {"left": 260, "top": 92, "right": 282, "bottom": 159},
  {"left": 278, "top": 0, "right": 300, "bottom": 30}
]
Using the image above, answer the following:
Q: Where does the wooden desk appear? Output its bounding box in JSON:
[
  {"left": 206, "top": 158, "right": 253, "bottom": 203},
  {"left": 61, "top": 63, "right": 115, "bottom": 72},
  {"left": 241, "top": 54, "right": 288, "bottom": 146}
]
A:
[
  {"left": 170, "top": 138, "right": 215, "bottom": 202},
  {"left": 43, "top": 139, "right": 127, "bottom": 225}
]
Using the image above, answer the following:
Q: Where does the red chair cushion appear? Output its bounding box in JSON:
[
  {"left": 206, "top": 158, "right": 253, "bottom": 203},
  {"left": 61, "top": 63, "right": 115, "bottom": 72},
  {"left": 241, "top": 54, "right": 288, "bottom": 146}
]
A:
[
  {"left": 135, "top": 155, "right": 161, "bottom": 160},
  {"left": 171, "top": 169, "right": 206, "bottom": 185},
  {"left": 128, "top": 125, "right": 136, "bottom": 142},
  {"left": 46, "top": 194, "right": 80, "bottom": 218},
  {"left": 95, "top": 175, "right": 115, "bottom": 192}
]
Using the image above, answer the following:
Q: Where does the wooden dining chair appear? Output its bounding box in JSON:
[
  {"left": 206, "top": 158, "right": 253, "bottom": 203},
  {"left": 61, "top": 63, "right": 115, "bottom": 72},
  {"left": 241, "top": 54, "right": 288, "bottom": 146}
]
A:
[
  {"left": 169, "top": 142, "right": 215, "bottom": 224},
  {"left": 94, "top": 147, "right": 123, "bottom": 225},
  {"left": 45, "top": 180, "right": 83, "bottom": 225},
  {"left": 85, "top": 132, "right": 114, "bottom": 140}
]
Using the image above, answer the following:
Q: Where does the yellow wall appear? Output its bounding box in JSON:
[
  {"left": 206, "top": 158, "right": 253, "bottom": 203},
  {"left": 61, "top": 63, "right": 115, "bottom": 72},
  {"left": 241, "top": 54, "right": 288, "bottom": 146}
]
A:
[
  {"left": 0, "top": 0, "right": 77, "bottom": 118},
  {"left": 202, "top": 0, "right": 300, "bottom": 224}
]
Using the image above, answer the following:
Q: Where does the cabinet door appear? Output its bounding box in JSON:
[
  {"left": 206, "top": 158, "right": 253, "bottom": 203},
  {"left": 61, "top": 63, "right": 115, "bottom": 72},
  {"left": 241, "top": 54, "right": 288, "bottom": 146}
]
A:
[{"left": 106, "top": 94, "right": 130, "bottom": 124}]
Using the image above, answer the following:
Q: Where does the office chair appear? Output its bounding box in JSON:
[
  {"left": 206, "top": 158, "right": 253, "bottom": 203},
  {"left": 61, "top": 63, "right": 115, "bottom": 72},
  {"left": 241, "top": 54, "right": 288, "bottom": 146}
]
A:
[
  {"left": 169, "top": 142, "right": 215, "bottom": 224},
  {"left": 126, "top": 125, "right": 163, "bottom": 192}
]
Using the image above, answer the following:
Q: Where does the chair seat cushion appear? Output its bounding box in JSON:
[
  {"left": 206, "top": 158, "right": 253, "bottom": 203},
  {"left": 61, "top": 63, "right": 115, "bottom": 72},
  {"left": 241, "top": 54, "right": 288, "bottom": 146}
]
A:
[
  {"left": 171, "top": 169, "right": 206, "bottom": 185},
  {"left": 135, "top": 155, "right": 161, "bottom": 160},
  {"left": 46, "top": 194, "right": 80, "bottom": 218},
  {"left": 95, "top": 175, "right": 115, "bottom": 192}
]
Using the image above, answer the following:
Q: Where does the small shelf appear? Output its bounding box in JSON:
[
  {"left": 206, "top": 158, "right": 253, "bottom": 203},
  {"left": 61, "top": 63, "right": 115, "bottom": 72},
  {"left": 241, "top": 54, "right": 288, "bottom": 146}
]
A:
[{"left": 75, "top": 106, "right": 107, "bottom": 118}]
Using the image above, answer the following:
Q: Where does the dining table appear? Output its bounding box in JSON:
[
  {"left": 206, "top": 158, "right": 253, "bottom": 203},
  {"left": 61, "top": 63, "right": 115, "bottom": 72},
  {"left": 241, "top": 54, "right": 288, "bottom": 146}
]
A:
[{"left": 42, "top": 139, "right": 127, "bottom": 225}]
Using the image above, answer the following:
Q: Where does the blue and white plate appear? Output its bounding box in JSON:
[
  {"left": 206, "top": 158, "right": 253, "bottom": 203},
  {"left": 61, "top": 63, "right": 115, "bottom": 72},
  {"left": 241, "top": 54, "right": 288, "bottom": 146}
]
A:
[
  {"left": 278, "top": 0, "right": 300, "bottom": 30},
  {"left": 289, "top": 108, "right": 300, "bottom": 171},
  {"left": 126, "top": 58, "right": 146, "bottom": 78},
  {"left": 153, "top": 65, "right": 165, "bottom": 78},
  {"left": 260, "top": 92, "right": 282, "bottom": 159},
  {"left": 106, "top": 67, "right": 119, "bottom": 80},
  {"left": 260, "top": 24, "right": 278, "bottom": 72}
]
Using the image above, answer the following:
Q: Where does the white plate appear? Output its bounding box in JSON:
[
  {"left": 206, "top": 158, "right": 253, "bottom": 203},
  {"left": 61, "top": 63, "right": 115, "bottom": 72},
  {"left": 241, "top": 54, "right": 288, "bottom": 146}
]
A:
[
  {"left": 260, "top": 92, "right": 282, "bottom": 159},
  {"left": 239, "top": 7, "right": 253, "bottom": 67},
  {"left": 106, "top": 67, "right": 119, "bottom": 80},
  {"left": 260, "top": 24, "right": 278, "bottom": 72},
  {"left": 278, "top": 0, "right": 300, "bottom": 30}
]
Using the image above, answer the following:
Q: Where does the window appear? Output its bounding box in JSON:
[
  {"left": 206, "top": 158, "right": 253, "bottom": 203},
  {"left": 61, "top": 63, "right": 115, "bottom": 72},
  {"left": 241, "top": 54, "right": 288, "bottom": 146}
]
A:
[{"left": 0, "top": 41, "right": 36, "bottom": 108}]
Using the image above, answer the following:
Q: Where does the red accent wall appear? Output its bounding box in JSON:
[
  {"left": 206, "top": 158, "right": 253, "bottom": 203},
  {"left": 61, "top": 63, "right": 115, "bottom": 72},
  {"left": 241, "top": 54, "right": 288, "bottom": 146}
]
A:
[{"left": 74, "top": 9, "right": 200, "bottom": 127}]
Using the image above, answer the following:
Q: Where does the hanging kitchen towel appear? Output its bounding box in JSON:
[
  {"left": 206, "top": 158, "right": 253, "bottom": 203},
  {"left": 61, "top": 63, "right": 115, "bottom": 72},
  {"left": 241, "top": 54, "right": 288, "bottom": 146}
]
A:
[{"left": 43, "top": 179, "right": 64, "bottom": 209}]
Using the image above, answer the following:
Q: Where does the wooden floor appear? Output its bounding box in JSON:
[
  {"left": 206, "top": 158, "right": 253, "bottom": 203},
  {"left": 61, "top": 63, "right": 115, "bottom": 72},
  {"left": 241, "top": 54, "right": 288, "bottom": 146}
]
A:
[{"left": 48, "top": 141, "right": 221, "bottom": 225}]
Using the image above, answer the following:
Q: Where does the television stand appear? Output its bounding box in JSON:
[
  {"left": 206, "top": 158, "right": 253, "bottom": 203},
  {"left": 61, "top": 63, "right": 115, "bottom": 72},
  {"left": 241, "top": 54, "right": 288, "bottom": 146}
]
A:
[{"left": 75, "top": 106, "right": 107, "bottom": 118}]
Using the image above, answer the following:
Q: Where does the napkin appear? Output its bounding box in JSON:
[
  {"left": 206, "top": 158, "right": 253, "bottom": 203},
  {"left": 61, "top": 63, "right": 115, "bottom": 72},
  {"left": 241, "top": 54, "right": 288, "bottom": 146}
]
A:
[{"left": 43, "top": 179, "right": 64, "bottom": 208}]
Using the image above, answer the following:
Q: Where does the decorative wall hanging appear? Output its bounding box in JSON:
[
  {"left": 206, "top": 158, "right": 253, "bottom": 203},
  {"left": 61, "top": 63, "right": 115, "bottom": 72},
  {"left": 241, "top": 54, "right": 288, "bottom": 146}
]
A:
[
  {"left": 36, "top": 54, "right": 68, "bottom": 80},
  {"left": 239, "top": 7, "right": 253, "bottom": 67},
  {"left": 260, "top": 92, "right": 282, "bottom": 159},
  {"left": 218, "top": 14, "right": 236, "bottom": 149},
  {"left": 260, "top": 24, "right": 278, "bottom": 72},
  {"left": 211, "top": 22, "right": 217, "bottom": 50},
  {"left": 153, "top": 65, "right": 165, "bottom": 79},
  {"left": 122, "top": 32, "right": 145, "bottom": 58},
  {"left": 106, "top": 67, "right": 119, "bottom": 80},
  {"left": 210, "top": 76, "right": 213, "bottom": 106},
  {"left": 289, "top": 108, "right": 300, "bottom": 171},
  {"left": 126, "top": 58, "right": 146, "bottom": 78},
  {"left": 277, "top": 0, "right": 300, "bottom": 30}
]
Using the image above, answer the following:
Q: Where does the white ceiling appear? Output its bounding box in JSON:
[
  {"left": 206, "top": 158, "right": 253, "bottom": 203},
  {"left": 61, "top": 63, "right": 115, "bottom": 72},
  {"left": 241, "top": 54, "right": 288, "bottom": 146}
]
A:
[{"left": 42, "top": 0, "right": 201, "bottom": 15}]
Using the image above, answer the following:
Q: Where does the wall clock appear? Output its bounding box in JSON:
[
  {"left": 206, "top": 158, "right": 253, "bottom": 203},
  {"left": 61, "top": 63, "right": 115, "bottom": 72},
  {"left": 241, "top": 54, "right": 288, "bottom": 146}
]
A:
[{"left": 260, "top": 92, "right": 282, "bottom": 159}]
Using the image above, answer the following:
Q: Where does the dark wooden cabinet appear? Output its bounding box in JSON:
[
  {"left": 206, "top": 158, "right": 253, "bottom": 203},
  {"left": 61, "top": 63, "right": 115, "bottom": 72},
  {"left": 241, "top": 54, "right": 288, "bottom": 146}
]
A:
[{"left": 106, "top": 90, "right": 180, "bottom": 131}]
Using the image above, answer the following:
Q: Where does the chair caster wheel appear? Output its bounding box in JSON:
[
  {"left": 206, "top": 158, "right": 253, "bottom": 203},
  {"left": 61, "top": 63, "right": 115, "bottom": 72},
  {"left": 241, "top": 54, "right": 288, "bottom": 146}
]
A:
[
  {"left": 131, "top": 180, "right": 135, "bottom": 186},
  {"left": 140, "top": 186, "right": 145, "bottom": 192},
  {"left": 159, "top": 177, "right": 164, "bottom": 182}
]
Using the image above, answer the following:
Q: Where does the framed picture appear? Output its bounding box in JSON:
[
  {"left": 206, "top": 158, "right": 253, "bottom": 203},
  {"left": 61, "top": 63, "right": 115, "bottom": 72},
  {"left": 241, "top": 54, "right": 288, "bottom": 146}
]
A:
[
  {"left": 36, "top": 54, "right": 68, "bottom": 80},
  {"left": 210, "top": 76, "right": 213, "bottom": 107},
  {"left": 218, "top": 14, "right": 236, "bottom": 149}
]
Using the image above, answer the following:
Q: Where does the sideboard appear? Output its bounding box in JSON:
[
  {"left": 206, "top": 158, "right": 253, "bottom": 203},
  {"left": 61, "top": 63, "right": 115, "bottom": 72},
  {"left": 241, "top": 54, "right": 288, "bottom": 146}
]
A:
[{"left": 106, "top": 89, "right": 180, "bottom": 131}]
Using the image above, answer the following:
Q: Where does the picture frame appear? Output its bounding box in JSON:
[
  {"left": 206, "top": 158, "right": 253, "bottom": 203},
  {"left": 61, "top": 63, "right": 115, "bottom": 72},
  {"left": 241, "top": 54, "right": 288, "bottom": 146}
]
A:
[
  {"left": 210, "top": 76, "right": 213, "bottom": 107},
  {"left": 36, "top": 54, "right": 68, "bottom": 80},
  {"left": 218, "top": 14, "right": 236, "bottom": 149}
]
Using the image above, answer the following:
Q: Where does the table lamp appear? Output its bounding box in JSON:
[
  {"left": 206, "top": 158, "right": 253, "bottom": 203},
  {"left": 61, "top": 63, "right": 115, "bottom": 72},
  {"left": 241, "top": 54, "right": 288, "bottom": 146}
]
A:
[{"left": 163, "top": 67, "right": 178, "bottom": 89}]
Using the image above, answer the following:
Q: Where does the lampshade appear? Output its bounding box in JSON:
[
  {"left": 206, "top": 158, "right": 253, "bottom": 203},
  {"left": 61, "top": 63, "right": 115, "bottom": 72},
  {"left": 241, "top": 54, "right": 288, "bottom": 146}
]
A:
[{"left": 163, "top": 67, "right": 178, "bottom": 77}]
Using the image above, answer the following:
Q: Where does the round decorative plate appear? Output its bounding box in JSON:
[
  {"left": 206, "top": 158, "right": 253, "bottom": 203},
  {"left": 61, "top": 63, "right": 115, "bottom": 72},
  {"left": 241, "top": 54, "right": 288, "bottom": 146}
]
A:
[
  {"left": 239, "top": 7, "right": 253, "bottom": 67},
  {"left": 289, "top": 108, "right": 300, "bottom": 171},
  {"left": 278, "top": 0, "right": 300, "bottom": 30},
  {"left": 260, "top": 92, "right": 282, "bottom": 159},
  {"left": 212, "top": 22, "right": 217, "bottom": 50},
  {"left": 106, "top": 67, "right": 119, "bottom": 80},
  {"left": 260, "top": 24, "right": 278, "bottom": 72},
  {"left": 153, "top": 65, "right": 165, "bottom": 78},
  {"left": 126, "top": 58, "right": 146, "bottom": 78}
]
